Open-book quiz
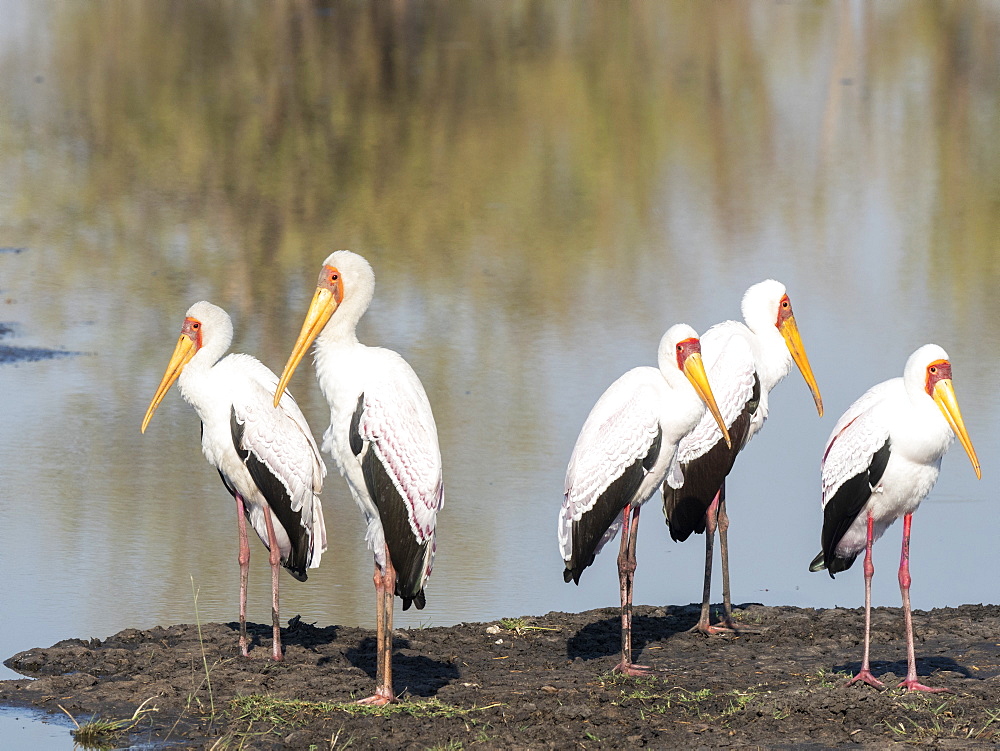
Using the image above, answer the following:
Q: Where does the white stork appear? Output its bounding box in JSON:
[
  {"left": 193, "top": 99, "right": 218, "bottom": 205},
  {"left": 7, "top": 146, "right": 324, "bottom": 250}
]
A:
[
  {"left": 141, "top": 301, "right": 327, "bottom": 661},
  {"left": 662, "top": 280, "right": 823, "bottom": 634},
  {"left": 273, "top": 250, "right": 444, "bottom": 705},
  {"left": 809, "top": 344, "right": 981, "bottom": 692},
  {"left": 559, "top": 324, "right": 732, "bottom": 675}
]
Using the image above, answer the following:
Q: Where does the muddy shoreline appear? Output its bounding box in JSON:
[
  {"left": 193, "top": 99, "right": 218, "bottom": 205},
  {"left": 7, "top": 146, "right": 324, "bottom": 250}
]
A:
[{"left": 3, "top": 603, "right": 1000, "bottom": 748}]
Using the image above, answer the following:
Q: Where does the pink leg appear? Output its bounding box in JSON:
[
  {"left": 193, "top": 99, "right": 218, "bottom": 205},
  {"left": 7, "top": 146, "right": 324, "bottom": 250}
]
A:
[
  {"left": 691, "top": 492, "right": 731, "bottom": 635},
  {"left": 361, "top": 563, "right": 386, "bottom": 700},
  {"left": 613, "top": 505, "right": 651, "bottom": 676},
  {"left": 716, "top": 483, "right": 742, "bottom": 631},
  {"left": 357, "top": 547, "right": 397, "bottom": 705},
  {"left": 234, "top": 494, "right": 251, "bottom": 658},
  {"left": 262, "top": 505, "right": 283, "bottom": 662},
  {"left": 382, "top": 556, "right": 396, "bottom": 696},
  {"left": 897, "top": 514, "right": 947, "bottom": 693},
  {"left": 847, "top": 512, "right": 884, "bottom": 689}
]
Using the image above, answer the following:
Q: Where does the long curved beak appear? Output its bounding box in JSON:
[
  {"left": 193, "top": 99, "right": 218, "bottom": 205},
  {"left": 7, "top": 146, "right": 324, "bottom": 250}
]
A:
[
  {"left": 141, "top": 335, "right": 197, "bottom": 433},
  {"left": 932, "top": 378, "right": 981, "bottom": 479},
  {"left": 683, "top": 352, "right": 732, "bottom": 449},
  {"left": 274, "top": 286, "right": 338, "bottom": 407},
  {"left": 778, "top": 315, "right": 824, "bottom": 417}
]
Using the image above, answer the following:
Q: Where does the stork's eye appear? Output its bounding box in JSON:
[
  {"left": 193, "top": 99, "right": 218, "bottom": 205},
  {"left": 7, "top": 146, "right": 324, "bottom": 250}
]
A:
[
  {"left": 331, "top": 273, "right": 339, "bottom": 281},
  {"left": 192, "top": 322, "right": 200, "bottom": 329},
  {"left": 676, "top": 344, "right": 683, "bottom": 352},
  {"left": 929, "top": 366, "right": 937, "bottom": 374},
  {"left": 782, "top": 300, "right": 789, "bottom": 308}
]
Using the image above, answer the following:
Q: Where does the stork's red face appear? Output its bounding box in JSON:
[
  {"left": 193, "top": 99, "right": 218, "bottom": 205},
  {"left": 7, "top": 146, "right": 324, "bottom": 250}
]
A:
[
  {"left": 180, "top": 316, "right": 204, "bottom": 350},
  {"left": 776, "top": 294, "right": 793, "bottom": 327},
  {"left": 674, "top": 337, "right": 701, "bottom": 370},
  {"left": 925, "top": 358, "right": 981, "bottom": 479},
  {"left": 924, "top": 359, "right": 952, "bottom": 396},
  {"left": 318, "top": 265, "right": 345, "bottom": 305},
  {"left": 141, "top": 315, "right": 204, "bottom": 433}
]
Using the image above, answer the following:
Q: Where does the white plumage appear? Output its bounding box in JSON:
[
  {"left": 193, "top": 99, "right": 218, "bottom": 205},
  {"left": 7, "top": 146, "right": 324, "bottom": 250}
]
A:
[
  {"left": 316, "top": 345, "right": 443, "bottom": 573},
  {"left": 199, "top": 353, "right": 327, "bottom": 567},
  {"left": 558, "top": 370, "right": 669, "bottom": 562},
  {"left": 810, "top": 343, "right": 980, "bottom": 692},
  {"left": 142, "top": 301, "right": 327, "bottom": 661},
  {"left": 558, "top": 324, "right": 731, "bottom": 675},
  {"left": 664, "top": 280, "right": 823, "bottom": 634},
  {"left": 274, "top": 250, "right": 443, "bottom": 705}
]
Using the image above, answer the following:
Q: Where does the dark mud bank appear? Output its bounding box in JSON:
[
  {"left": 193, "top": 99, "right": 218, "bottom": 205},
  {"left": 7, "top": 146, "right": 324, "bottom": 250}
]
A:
[{"left": 4, "top": 603, "right": 1000, "bottom": 748}]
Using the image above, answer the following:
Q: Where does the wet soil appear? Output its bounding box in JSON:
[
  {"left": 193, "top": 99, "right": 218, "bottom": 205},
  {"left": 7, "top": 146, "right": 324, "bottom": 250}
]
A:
[{"left": 4, "top": 603, "right": 1000, "bottom": 748}]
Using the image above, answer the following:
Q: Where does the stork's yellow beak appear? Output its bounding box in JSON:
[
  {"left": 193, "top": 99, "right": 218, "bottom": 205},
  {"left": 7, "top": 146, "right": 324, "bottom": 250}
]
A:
[
  {"left": 683, "top": 352, "right": 732, "bottom": 449},
  {"left": 778, "top": 314, "right": 824, "bottom": 417},
  {"left": 932, "top": 378, "right": 981, "bottom": 479},
  {"left": 141, "top": 334, "right": 197, "bottom": 433},
  {"left": 274, "top": 286, "right": 338, "bottom": 407}
]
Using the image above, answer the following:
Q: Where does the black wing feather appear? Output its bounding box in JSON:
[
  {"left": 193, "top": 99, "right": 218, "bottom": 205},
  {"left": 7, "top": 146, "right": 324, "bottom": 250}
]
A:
[
  {"left": 353, "top": 393, "right": 430, "bottom": 610},
  {"left": 230, "top": 407, "right": 310, "bottom": 581},
  {"left": 811, "top": 438, "right": 892, "bottom": 577},
  {"left": 563, "top": 426, "right": 662, "bottom": 585},
  {"left": 662, "top": 373, "right": 760, "bottom": 541},
  {"left": 349, "top": 394, "right": 365, "bottom": 457}
]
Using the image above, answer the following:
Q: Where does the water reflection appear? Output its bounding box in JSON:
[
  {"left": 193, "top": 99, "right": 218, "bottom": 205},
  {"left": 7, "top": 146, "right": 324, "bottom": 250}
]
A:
[
  {"left": 0, "top": 705, "right": 75, "bottom": 749},
  {"left": 1, "top": 0, "right": 999, "bottom": 687}
]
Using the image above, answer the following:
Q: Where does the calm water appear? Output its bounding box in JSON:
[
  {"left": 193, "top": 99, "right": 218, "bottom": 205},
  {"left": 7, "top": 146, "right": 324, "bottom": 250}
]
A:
[
  {"left": 0, "top": 706, "right": 76, "bottom": 748},
  {"left": 1, "top": 1, "right": 999, "bottom": 711}
]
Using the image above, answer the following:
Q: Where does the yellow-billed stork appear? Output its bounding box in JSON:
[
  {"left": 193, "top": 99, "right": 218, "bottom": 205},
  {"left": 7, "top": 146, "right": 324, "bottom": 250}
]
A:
[
  {"left": 141, "top": 301, "right": 327, "bottom": 661},
  {"left": 662, "top": 280, "right": 823, "bottom": 634},
  {"left": 273, "top": 251, "right": 444, "bottom": 705},
  {"left": 809, "top": 344, "right": 981, "bottom": 692},
  {"left": 559, "top": 324, "right": 732, "bottom": 675}
]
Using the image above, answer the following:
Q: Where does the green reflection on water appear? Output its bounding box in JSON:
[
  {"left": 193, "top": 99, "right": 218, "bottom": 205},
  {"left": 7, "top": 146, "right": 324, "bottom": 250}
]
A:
[{"left": 1, "top": 1, "right": 999, "bottom": 639}]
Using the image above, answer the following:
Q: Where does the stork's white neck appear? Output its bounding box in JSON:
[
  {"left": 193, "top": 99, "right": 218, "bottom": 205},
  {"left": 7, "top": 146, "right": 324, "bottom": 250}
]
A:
[
  {"left": 319, "top": 306, "right": 362, "bottom": 346},
  {"left": 319, "top": 275, "right": 374, "bottom": 347},
  {"left": 177, "top": 340, "right": 228, "bottom": 420},
  {"left": 748, "top": 322, "right": 793, "bottom": 394}
]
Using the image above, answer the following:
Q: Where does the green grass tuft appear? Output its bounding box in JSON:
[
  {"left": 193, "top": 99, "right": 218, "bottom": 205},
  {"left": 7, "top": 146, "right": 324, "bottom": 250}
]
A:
[
  {"left": 228, "top": 694, "right": 503, "bottom": 726},
  {"left": 59, "top": 697, "right": 158, "bottom": 748},
  {"left": 498, "top": 617, "right": 560, "bottom": 636}
]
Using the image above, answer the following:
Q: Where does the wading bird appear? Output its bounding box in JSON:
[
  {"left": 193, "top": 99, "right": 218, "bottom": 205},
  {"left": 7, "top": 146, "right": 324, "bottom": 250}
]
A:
[
  {"left": 273, "top": 251, "right": 444, "bottom": 705},
  {"left": 662, "top": 280, "right": 823, "bottom": 634},
  {"left": 809, "top": 344, "right": 980, "bottom": 692},
  {"left": 142, "top": 301, "right": 327, "bottom": 661},
  {"left": 559, "top": 324, "right": 732, "bottom": 675}
]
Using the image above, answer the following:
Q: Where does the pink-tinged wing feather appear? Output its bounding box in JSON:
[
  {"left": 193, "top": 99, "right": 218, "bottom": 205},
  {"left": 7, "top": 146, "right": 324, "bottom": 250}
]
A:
[
  {"left": 356, "top": 369, "right": 444, "bottom": 547},
  {"left": 559, "top": 369, "right": 662, "bottom": 561},
  {"left": 820, "top": 379, "right": 894, "bottom": 508}
]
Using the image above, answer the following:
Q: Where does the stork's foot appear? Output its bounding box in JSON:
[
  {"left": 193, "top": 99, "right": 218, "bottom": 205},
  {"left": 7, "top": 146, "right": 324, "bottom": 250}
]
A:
[
  {"left": 898, "top": 678, "right": 948, "bottom": 693},
  {"left": 612, "top": 660, "right": 653, "bottom": 677},
  {"left": 719, "top": 618, "right": 757, "bottom": 635},
  {"left": 846, "top": 670, "right": 885, "bottom": 690},
  {"left": 688, "top": 620, "right": 736, "bottom": 636},
  {"left": 356, "top": 688, "right": 395, "bottom": 706},
  {"left": 269, "top": 631, "right": 283, "bottom": 662}
]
